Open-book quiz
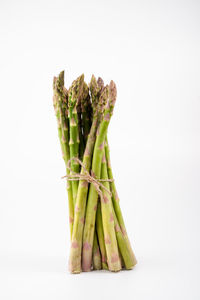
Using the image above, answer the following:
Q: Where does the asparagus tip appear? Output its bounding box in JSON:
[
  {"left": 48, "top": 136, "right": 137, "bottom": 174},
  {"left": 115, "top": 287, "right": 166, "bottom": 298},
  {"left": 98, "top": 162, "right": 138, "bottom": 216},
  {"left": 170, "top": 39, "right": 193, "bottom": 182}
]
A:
[
  {"left": 58, "top": 70, "right": 65, "bottom": 85},
  {"left": 109, "top": 80, "right": 117, "bottom": 106},
  {"left": 97, "top": 77, "right": 104, "bottom": 91}
]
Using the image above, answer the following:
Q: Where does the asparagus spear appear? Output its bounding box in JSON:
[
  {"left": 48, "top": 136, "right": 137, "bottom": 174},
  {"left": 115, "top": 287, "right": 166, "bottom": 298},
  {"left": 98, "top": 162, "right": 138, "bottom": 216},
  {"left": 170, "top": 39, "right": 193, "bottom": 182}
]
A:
[
  {"left": 68, "top": 76, "right": 103, "bottom": 273},
  {"left": 96, "top": 201, "right": 108, "bottom": 269},
  {"left": 104, "top": 138, "right": 137, "bottom": 267},
  {"left": 68, "top": 75, "right": 84, "bottom": 205},
  {"left": 94, "top": 77, "right": 108, "bottom": 270},
  {"left": 100, "top": 148, "right": 121, "bottom": 271},
  {"left": 53, "top": 72, "right": 74, "bottom": 238},
  {"left": 82, "top": 81, "right": 117, "bottom": 271},
  {"left": 103, "top": 141, "right": 137, "bottom": 269},
  {"left": 77, "top": 98, "right": 85, "bottom": 160},
  {"left": 78, "top": 82, "right": 92, "bottom": 160}
]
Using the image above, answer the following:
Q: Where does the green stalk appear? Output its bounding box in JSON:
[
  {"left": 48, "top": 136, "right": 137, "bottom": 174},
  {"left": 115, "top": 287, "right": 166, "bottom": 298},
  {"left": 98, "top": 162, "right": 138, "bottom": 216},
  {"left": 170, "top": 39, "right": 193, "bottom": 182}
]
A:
[
  {"left": 95, "top": 77, "right": 108, "bottom": 270},
  {"left": 96, "top": 200, "right": 108, "bottom": 270},
  {"left": 82, "top": 81, "right": 117, "bottom": 271},
  {"left": 68, "top": 76, "right": 103, "bottom": 273},
  {"left": 92, "top": 231, "right": 102, "bottom": 270},
  {"left": 77, "top": 101, "right": 85, "bottom": 160},
  {"left": 68, "top": 117, "right": 98, "bottom": 273},
  {"left": 100, "top": 148, "right": 121, "bottom": 271},
  {"left": 53, "top": 72, "right": 74, "bottom": 238},
  {"left": 112, "top": 208, "right": 136, "bottom": 269},
  {"left": 104, "top": 138, "right": 137, "bottom": 267},
  {"left": 68, "top": 75, "right": 84, "bottom": 205}
]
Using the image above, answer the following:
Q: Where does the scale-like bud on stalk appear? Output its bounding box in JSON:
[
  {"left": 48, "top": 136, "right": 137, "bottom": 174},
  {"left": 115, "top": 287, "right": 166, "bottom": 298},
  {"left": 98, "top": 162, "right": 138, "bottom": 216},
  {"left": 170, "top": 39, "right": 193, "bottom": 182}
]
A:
[{"left": 92, "top": 231, "right": 102, "bottom": 270}]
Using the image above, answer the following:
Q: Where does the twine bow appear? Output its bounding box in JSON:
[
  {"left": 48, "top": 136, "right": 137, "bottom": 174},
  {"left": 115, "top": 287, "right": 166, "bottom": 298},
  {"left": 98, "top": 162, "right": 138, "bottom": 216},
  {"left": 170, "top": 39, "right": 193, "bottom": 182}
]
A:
[{"left": 62, "top": 157, "right": 113, "bottom": 201}]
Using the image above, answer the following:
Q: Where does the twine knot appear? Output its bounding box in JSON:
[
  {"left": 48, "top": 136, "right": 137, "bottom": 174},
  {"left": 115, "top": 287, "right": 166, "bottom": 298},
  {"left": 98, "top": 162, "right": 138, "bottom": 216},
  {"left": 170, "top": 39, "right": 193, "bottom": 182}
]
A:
[{"left": 62, "top": 157, "right": 113, "bottom": 201}]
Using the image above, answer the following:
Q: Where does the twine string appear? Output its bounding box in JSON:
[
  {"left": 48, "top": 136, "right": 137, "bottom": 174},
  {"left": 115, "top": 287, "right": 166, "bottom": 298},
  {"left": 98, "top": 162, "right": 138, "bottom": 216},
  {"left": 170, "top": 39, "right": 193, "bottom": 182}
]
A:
[{"left": 62, "top": 157, "right": 113, "bottom": 201}]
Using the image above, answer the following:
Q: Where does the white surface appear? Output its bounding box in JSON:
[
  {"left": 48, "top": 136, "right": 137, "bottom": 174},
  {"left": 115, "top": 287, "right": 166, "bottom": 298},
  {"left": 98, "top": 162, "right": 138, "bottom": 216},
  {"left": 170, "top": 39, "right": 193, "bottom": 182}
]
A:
[{"left": 0, "top": 0, "right": 200, "bottom": 299}]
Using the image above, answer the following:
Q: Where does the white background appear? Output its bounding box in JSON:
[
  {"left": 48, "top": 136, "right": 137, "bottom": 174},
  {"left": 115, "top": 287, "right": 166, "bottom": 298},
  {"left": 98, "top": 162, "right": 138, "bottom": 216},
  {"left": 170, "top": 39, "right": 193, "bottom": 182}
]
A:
[{"left": 0, "top": 0, "right": 200, "bottom": 299}]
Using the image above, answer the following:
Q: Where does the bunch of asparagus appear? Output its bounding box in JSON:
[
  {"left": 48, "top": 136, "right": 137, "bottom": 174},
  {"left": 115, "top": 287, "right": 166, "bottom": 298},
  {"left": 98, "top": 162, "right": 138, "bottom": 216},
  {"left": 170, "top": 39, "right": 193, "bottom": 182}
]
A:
[{"left": 53, "top": 71, "right": 137, "bottom": 273}]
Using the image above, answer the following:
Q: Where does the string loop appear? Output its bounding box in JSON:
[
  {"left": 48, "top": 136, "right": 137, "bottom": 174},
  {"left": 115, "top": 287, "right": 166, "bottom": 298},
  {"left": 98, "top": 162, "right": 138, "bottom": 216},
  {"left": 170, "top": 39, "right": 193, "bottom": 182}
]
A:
[{"left": 62, "top": 157, "right": 113, "bottom": 201}]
